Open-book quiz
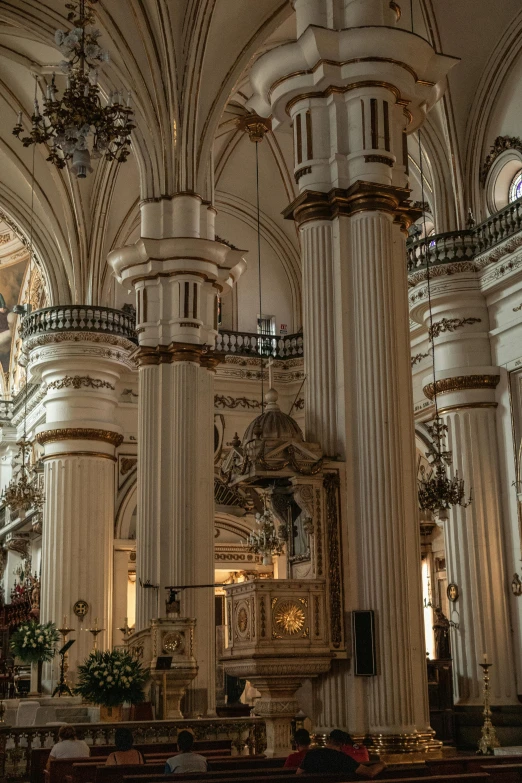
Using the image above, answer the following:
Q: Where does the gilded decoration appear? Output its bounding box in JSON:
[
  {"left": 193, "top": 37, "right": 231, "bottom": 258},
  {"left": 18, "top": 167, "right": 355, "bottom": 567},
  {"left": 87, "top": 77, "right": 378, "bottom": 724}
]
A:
[
  {"left": 47, "top": 375, "right": 115, "bottom": 391},
  {"left": 162, "top": 631, "right": 184, "bottom": 654},
  {"left": 120, "top": 457, "right": 137, "bottom": 475},
  {"left": 480, "top": 135, "right": 522, "bottom": 186},
  {"left": 273, "top": 600, "right": 306, "bottom": 635},
  {"left": 324, "top": 472, "right": 343, "bottom": 649},
  {"left": 36, "top": 427, "right": 124, "bottom": 447},
  {"left": 428, "top": 317, "right": 481, "bottom": 341},
  {"left": 237, "top": 607, "right": 249, "bottom": 634},
  {"left": 423, "top": 374, "right": 500, "bottom": 400},
  {"left": 411, "top": 351, "right": 430, "bottom": 367}
]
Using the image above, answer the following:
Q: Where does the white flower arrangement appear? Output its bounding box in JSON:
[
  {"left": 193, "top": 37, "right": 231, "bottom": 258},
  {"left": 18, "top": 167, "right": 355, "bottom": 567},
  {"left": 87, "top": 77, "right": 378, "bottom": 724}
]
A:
[
  {"left": 75, "top": 650, "right": 146, "bottom": 707},
  {"left": 10, "top": 622, "right": 60, "bottom": 663}
]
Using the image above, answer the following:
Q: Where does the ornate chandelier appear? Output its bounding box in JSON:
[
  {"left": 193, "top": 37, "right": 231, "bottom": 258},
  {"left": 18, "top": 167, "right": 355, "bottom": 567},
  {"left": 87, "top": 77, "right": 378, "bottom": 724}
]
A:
[
  {"left": 2, "top": 439, "right": 45, "bottom": 514},
  {"left": 12, "top": 0, "right": 134, "bottom": 179},
  {"left": 247, "top": 501, "right": 286, "bottom": 566},
  {"left": 418, "top": 417, "right": 471, "bottom": 516}
]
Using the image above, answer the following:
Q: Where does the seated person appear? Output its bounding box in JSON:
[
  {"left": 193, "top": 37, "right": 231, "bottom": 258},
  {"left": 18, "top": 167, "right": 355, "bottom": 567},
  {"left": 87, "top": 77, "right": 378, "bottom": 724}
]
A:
[
  {"left": 47, "top": 725, "right": 90, "bottom": 769},
  {"left": 165, "top": 730, "right": 207, "bottom": 774},
  {"left": 284, "top": 728, "right": 311, "bottom": 768},
  {"left": 106, "top": 728, "right": 144, "bottom": 765},
  {"left": 334, "top": 729, "right": 370, "bottom": 763},
  {"left": 297, "top": 730, "right": 385, "bottom": 778}
]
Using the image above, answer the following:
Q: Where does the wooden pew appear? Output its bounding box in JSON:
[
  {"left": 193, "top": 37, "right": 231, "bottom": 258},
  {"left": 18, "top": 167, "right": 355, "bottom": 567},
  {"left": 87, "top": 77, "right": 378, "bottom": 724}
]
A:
[
  {"left": 479, "top": 765, "right": 522, "bottom": 783},
  {"left": 36, "top": 740, "right": 234, "bottom": 783},
  {"left": 123, "top": 770, "right": 491, "bottom": 783},
  {"left": 428, "top": 757, "right": 522, "bottom": 776}
]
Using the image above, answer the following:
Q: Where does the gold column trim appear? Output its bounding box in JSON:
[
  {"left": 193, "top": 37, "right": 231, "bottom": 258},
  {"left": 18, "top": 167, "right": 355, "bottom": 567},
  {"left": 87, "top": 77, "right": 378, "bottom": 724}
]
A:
[
  {"left": 437, "top": 401, "right": 498, "bottom": 415},
  {"left": 36, "top": 428, "right": 124, "bottom": 447},
  {"left": 285, "top": 80, "right": 406, "bottom": 116},
  {"left": 135, "top": 342, "right": 225, "bottom": 368},
  {"left": 423, "top": 374, "right": 500, "bottom": 401},
  {"left": 237, "top": 113, "right": 272, "bottom": 142},
  {"left": 42, "top": 451, "right": 117, "bottom": 462},
  {"left": 283, "top": 181, "right": 422, "bottom": 231}
]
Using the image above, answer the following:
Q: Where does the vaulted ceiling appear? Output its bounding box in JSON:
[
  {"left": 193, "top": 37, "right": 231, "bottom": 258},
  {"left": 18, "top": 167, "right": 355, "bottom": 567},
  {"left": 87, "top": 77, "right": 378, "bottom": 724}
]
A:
[{"left": 0, "top": 0, "right": 520, "bottom": 306}]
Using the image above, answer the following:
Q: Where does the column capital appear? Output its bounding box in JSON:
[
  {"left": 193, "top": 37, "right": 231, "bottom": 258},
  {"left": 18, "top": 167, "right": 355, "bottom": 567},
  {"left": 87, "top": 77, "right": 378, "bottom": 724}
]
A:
[
  {"left": 283, "top": 181, "right": 422, "bottom": 230},
  {"left": 134, "top": 342, "right": 225, "bottom": 368}
]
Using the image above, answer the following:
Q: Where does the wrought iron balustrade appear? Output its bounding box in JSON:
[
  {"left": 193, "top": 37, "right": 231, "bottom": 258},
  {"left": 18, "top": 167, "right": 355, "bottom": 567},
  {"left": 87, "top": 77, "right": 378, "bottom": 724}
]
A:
[
  {"left": 21, "top": 305, "right": 138, "bottom": 343},
  {"left": 213, "top": 329, "right": 303, "bottom": 359},
  {"left": 407, "top": 195, "right": 522, "bottom": 273},
  {"left": 0, "top": 717, "right": 266, "bottom": 781}
]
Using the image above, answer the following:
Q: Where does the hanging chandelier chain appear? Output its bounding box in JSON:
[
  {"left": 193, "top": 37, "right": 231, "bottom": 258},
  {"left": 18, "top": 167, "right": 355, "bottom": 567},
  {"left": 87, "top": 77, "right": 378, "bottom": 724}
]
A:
[
  {"left": 416, "top": 130, "right": 471, "bottom": 515},
  {"left": 255, "top": 138, "right": 265, "bottom": 412}
]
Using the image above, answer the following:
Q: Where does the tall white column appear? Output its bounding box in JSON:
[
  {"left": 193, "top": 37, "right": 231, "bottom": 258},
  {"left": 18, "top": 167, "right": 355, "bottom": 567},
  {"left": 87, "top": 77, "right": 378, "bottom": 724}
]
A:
[
  {"left": 301, "top": 222, "right": 338, "bottom": 457},
  {"left": 248, "top": 0, "right": 456, "bottom": 744},
  {"left": 109, "top": 195, "right": 245, "bottom": 716},
  {"left": 411, "top": 273, "right": 518, "bottom": 704},
  {"left": 23, "top": 321, "right": 135, "bottom": 684}
]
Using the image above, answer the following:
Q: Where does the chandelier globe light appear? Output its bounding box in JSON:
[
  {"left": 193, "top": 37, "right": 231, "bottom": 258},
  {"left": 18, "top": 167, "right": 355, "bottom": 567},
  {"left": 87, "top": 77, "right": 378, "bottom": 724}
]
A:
[{"left": 12, "top": 0, "right": 134, "bottom": 179}]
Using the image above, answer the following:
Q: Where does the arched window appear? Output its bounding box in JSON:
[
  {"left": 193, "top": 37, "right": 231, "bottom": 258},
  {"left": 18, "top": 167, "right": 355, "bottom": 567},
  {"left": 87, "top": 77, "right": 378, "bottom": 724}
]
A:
[{"left": 509, "top": 170, "right": 522, "bottom": 203}]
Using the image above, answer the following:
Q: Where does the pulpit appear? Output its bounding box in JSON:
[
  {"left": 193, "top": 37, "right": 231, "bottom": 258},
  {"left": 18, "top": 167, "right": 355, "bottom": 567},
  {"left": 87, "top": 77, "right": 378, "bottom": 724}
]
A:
[
  {"left": 127, "top": 606, "right": 198, "bottom": 718},
  {"left": 222, "top": 579, "right": 332, "bottom": 756}
]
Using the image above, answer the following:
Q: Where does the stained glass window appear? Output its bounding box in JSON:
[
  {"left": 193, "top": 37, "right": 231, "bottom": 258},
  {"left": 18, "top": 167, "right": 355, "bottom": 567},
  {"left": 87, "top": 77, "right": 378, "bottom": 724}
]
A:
[{"left": 509, "top": 170, "right": 522, "bottom": 203}]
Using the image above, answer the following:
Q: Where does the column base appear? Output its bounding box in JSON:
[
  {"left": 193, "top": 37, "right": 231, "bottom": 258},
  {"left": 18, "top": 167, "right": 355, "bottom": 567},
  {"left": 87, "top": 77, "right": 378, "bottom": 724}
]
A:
[{"left": 368, "top": 730, "right": 444, "bottom": 762}]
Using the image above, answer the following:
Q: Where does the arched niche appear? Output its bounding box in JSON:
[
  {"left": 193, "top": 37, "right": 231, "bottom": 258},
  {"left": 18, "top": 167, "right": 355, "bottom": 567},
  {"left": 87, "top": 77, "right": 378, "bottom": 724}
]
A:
[{"left": 485, "top": 148, "right": 522, "bottom": 215}]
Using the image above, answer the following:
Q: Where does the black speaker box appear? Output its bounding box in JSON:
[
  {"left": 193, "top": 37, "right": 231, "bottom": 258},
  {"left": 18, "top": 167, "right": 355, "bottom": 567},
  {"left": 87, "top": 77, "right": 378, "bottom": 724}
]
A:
[{"left": 352, "top": 610, "right": 376, "bottom": 676}]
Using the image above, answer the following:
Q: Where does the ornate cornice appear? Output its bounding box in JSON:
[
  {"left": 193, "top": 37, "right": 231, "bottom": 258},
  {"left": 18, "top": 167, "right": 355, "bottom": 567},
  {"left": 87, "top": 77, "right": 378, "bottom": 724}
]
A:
[
  {"left": 25, "top": 331, "right": 135, "bottom": 352},
  {"left": 36, "top": 428, "right": 124, "bottom": 447},
  {"left": 423, "top": 375, "right": 500, "bottom": 401},
  {"left": 408, "top": 260, "right": 478, "bottom": 288},
  {"left": 283, "top": 181, "right": 422, "bottom": 232},
  {"left": 47, "top": 375, "right": 115, "bottom": 391}
]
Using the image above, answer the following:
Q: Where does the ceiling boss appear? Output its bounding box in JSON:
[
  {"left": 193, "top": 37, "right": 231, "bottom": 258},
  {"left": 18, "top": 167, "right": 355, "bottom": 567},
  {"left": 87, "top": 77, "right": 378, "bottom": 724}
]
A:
[{"left": 12, "top": 0, "right": 135, "bottom": 178}]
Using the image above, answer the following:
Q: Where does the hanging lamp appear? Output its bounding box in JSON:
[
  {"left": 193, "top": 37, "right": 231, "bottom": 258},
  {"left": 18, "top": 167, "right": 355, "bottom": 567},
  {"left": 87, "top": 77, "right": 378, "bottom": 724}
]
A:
[
  {"left": 12, "top": 0, "right": 134, "bottom": 178},
  {"left": 2, "top": 94, "right": 45, "bottom": 516},
  {"left": 415, "top": 131, "right": 471, "bottom": 517}
]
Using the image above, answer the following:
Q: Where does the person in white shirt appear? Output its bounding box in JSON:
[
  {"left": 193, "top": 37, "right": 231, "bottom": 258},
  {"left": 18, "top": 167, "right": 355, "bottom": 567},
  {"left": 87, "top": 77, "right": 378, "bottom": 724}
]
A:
[
  {"left": 164, "top": 731, "right": 207, "bottom": 774},
  {"left": 47, "top": 725, "right": 90, "bottom": 769}
]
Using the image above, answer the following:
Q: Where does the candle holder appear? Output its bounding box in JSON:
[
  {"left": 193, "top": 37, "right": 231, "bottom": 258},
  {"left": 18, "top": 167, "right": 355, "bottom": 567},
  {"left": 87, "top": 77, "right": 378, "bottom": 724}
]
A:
[
  {"left": 57, "top": 616, "right": 75, "bottom": 680},
  {"left": 117, "top": 617, "right": 131, "bottom": 642},
  {"left": 84, "top": 618, "right": 105, "bottom": 652},
  {"left": 477, "top": 660, "right": 500, "bottom": 755}
]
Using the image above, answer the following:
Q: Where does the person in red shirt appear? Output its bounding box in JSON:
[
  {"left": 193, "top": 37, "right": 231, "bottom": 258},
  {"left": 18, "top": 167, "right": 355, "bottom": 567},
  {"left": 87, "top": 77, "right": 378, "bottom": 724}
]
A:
[
  {"left": 331, "top": 730, "right": 370, "bottom": 763},
  {"left": 284, "top": 729, "right": 311, "bottom": 768}
]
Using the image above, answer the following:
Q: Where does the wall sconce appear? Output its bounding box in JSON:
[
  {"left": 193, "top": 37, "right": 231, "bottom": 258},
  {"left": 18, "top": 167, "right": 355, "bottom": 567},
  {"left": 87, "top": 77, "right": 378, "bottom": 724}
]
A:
[{"left": 511, "top": 573, "right": 522, "bottom": 596}]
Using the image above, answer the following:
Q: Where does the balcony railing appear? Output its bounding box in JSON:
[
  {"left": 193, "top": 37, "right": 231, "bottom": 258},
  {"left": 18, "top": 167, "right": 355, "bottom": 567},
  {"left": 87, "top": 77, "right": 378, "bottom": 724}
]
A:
[
  {"left": 213, "top": 329, "right": 303, "bottom": 359},
  {"left": 21, "top": 305, "right": 138, "bottom": 343},
  {"left": 407, "top": 195, "right": 522, "bottom": 273}
]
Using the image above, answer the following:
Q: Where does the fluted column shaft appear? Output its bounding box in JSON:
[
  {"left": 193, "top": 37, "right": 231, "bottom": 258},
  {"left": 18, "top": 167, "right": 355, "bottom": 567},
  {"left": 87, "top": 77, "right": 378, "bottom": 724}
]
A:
[
  {"left": 301, "top": 221, "right": 337, "bottom": 457},
  {"left": 444, "top": 407, "right": 517, "bottom": 704},
  {"left": 42, "top": 455, "right": 114, "bottom": 675},
  {"left": 352, "top": 211, "right": 427, "bottom": 733},
  {"left": 24, "top": 326, "right": 134, "bottom": 686}
]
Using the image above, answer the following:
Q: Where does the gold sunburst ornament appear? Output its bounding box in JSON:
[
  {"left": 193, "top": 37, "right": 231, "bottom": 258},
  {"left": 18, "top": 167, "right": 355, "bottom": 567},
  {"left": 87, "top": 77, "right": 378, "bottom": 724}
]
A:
[{"left": 274, "top": 601, "right": 305, "bottom": 635}]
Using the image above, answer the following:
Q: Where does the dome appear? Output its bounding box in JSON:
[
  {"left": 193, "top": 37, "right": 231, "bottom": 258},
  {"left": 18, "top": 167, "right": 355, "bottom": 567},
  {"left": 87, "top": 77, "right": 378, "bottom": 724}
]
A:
[{"left": 242, "top": 388, "right": 303, "bottom": 445}]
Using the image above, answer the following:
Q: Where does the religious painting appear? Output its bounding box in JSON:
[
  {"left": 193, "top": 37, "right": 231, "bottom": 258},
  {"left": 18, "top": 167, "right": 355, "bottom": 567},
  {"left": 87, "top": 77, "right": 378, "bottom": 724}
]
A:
[{"left": 0, "top": 218, "right": 29, "bottom": 374}]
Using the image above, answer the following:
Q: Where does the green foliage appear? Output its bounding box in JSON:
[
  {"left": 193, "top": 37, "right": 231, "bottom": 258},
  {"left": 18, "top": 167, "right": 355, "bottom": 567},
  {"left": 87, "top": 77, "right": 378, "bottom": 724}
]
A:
[
  {"left": 74, "top": 650, "right": 146, "bottom": 707},
  {"left": 10, "top": 622, "right": 60, "bottom": 663}
]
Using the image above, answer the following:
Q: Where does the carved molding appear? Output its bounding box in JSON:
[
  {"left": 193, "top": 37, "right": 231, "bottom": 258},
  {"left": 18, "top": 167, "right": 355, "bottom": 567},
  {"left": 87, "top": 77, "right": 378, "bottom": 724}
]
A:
[
  {"left": 36, "top": 428, "right": 124, "bottom": 447},
  {"left": 480, "top": 135, "right": 522, "bottom": 186},
  {"left": 411, "top": 351, "right": 431, "bottom": 367},
  {"left": 47, "top": 375, "right": 115, "bottom": 391},
  {"left": 423, "top": 374, "right": 500, "bottom": 401},
  {"left": 428, "top": 317, "right": 481, "bottom": 341},
  {"left": 120, "top": 457, "right": 137, "bottom": 475},
  {"left": 214, "top": 395, "right": 261, "bottom": 410}
]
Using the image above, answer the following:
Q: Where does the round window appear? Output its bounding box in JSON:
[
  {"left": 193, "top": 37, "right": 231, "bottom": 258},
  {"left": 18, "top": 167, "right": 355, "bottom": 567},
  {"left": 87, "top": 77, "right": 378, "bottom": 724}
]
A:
[{"left": 509, "top": 170, "right": 522, "bottom": 203}]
